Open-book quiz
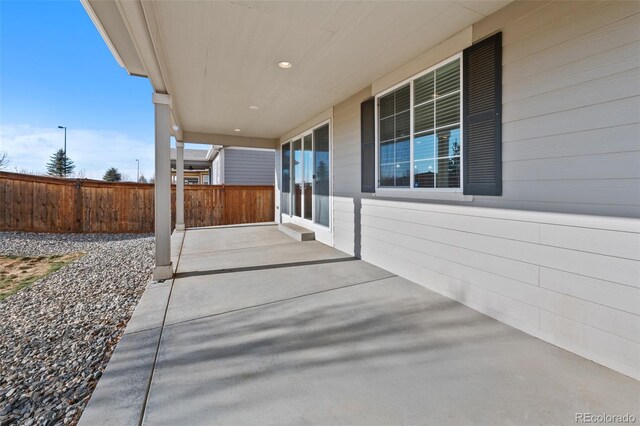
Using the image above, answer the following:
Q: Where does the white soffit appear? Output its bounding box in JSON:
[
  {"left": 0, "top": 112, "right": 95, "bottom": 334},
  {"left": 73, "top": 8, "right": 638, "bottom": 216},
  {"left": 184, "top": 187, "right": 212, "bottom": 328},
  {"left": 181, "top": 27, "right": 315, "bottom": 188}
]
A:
[{"left": 91, "top": 0, "right": 511, "bottom": 138}]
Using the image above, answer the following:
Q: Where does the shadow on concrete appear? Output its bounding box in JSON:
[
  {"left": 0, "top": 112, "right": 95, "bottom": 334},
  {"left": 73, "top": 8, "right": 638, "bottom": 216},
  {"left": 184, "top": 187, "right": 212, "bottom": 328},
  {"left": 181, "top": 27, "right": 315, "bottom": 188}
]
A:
[
  {"left": 93, "top": 273, "right": 640, "bottom": 425},
  {"left": 175, "top": 256, "right": 357, "bottom": 278},
  {"left": 138, "top": 283, "right": 541, "bottom": 423}
]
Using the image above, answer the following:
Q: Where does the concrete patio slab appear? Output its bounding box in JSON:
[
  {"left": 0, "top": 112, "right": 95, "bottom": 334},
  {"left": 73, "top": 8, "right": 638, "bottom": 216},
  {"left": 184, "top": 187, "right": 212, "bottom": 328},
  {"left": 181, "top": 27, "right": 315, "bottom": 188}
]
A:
[
  {"left": 167, "top": 225, "right": 393, "bottom": 326},
  {"left": 179, "top": 223, "right": 289, "bottom": 256},
  {"left": 177, "top": 239, "right": 350, "bottom": 274},
  {"left": 81, "top": 224, "right": 640, "bottom": 426},
  {"left": 146, "top": 275, "right": 639, "bottom": 425}
]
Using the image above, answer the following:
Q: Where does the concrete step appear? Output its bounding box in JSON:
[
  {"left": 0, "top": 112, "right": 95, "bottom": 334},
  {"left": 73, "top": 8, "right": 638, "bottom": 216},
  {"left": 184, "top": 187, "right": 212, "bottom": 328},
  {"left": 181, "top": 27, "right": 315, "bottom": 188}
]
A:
[{"left": 278, "top": 223, "right": 315, "bottom": 241}]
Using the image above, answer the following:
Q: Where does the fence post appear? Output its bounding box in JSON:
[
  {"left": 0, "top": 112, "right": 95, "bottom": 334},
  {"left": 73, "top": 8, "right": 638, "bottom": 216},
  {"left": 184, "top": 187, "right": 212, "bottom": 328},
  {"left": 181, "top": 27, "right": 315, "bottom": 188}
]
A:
[
  {"left": 221, "top": 185, "right": 227, "bottom": 225},
  {"left": 74, "top": 180, "right": 83, "bottom": 232}
]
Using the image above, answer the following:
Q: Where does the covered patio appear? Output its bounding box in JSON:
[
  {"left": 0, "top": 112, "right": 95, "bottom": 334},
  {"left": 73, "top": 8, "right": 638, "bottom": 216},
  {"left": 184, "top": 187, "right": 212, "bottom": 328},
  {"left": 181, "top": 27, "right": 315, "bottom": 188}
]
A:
[
  {"left": 80, "top": 224, "right": 639, "bottom": 425},
  {"left": 80, "top": 0, "right": 521, "bottom": 280}
]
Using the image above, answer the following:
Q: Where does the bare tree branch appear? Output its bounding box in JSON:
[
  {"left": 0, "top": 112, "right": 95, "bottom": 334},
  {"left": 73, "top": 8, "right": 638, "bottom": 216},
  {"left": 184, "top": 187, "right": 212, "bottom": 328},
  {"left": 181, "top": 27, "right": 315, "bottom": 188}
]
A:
[{"left": 0, "top": 151, "right": 9, "bottom": 169}]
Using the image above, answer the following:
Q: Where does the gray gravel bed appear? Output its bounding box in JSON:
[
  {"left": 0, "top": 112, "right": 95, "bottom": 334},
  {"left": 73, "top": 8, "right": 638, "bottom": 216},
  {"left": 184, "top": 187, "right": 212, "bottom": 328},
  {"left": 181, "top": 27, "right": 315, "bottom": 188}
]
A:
[{"left": 0, "top": 232, "right": 154, "bottom": 426}]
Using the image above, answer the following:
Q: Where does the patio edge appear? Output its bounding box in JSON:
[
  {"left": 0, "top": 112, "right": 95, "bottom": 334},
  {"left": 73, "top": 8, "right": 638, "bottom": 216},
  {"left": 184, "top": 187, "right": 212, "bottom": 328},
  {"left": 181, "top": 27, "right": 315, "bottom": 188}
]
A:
[{"left": 79, "top": 230, "right": 184, "bottom": 425}]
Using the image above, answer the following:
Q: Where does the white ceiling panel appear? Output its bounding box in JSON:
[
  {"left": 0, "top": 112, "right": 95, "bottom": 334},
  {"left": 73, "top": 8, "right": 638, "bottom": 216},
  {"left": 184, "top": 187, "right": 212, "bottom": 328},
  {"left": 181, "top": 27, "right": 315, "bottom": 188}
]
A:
[{"left": 148, "top": 0, "right": 510, "bottom": 139}]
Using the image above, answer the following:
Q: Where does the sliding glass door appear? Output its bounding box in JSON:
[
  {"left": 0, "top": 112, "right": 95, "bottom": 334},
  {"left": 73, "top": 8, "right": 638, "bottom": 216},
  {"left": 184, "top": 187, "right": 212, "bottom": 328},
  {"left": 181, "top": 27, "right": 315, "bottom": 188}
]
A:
[
  {"left": 281, "top": 142, "right": 290, "bottom": 215},
  {"left": 282, "top": 122, "right": 330, "bottom": 227},
  {"left": 313, "top": 124, "right": 330, "bottom": 226},
  {"left": 303, "top": 134, "right": 313, "bottom": 220},
  {"left": 292, "top": 138, "right": 302, "bottom": 217}
]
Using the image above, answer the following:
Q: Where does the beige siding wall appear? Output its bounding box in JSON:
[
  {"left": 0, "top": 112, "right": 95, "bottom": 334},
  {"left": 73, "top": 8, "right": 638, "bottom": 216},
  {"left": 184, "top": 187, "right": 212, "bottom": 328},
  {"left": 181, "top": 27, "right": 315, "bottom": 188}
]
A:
[
  {"left": 333, "top": 88, "right": 371, "bottom": 256},
  {"left": 473, "top": 0, "right": 640, "bottom": 217}
]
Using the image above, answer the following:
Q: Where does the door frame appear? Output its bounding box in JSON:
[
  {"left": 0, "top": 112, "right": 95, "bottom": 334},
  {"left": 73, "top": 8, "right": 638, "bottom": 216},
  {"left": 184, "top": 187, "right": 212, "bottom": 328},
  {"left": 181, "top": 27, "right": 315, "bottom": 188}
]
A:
[{"left": 280, "top": 119, "right": 333, "bottom": 246}]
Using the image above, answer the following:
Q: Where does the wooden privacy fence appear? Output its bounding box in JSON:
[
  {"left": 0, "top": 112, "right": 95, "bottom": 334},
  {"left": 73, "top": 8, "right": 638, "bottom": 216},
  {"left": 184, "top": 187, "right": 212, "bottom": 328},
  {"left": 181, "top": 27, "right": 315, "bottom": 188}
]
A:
[{"left": 0, "top": 172, "right": 274, "bottom": 233}]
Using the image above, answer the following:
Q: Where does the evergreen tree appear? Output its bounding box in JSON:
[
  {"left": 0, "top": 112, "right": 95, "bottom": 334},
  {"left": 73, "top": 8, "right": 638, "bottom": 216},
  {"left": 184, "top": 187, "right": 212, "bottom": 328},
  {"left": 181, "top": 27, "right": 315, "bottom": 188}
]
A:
[
  {"left": 138, "top": 174, "right": 148, "bottom": 183},
  {"left": 46, "top": 149, "right": 75, "bottom": 177},
  {"left": 103, "top": 167, "right": 122, "bottom": 182},
  {"left": 316, "top": 160, "right": 329, "bottom": 181}
]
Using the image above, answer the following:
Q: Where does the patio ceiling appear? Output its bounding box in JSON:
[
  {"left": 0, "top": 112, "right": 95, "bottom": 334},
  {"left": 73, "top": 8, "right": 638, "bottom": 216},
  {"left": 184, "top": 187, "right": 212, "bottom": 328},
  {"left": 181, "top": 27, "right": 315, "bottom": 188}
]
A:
[{"left": 83, "top": 0, "right": 511, "bottom": 142}]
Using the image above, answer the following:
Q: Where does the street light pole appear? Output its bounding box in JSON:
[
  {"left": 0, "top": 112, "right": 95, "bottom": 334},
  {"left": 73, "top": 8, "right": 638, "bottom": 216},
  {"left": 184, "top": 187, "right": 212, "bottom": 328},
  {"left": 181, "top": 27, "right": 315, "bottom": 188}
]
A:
[
  {"left": 57, "top": 126, "right": 67, "bottom": 177},
  {"left": 136, "top": 159, "right": 140, "bottom": 182}
]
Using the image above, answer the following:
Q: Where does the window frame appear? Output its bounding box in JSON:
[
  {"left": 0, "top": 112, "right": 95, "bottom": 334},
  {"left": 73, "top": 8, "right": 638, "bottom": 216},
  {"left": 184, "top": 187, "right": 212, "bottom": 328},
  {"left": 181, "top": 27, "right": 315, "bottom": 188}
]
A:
[{"left": 375, "top": 53, "right": 464, "bottom": 193}]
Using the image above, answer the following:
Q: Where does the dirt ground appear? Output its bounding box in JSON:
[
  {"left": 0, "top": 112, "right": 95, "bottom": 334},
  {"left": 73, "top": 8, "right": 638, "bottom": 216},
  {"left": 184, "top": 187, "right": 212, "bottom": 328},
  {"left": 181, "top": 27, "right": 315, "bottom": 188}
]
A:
[{"left": 0, "top": 253, "right": 84, "bottom": 300}]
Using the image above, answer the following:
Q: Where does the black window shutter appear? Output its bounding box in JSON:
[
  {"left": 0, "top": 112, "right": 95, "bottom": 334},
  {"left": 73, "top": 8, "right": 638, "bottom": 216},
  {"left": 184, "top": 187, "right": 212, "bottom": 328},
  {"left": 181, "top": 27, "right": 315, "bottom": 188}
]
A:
[
  {"left": 361, "top": 97, "right": 376, "bottom": 193},
  {"left": 463, "top": 32, "right": 502, "bottom": 196}
]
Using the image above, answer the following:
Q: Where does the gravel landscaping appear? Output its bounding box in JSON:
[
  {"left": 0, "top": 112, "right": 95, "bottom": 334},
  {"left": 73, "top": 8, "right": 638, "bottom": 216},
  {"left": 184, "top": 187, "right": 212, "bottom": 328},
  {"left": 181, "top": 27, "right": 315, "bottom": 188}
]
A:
[{"left": 0, "top": 232, "right": 154, "bottom": 426}]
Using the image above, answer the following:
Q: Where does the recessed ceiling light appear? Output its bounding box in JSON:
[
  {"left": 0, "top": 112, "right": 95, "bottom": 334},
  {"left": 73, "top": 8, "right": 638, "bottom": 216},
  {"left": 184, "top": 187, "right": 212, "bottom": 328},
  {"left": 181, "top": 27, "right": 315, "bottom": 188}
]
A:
[
  {"left": 234, "top": 128, "right": 241, "bottom": 132},
  {"left": 249, "top": 105, "right": 259, "bottom": 110},
  {"left": 278, "top": 61, "right": 292, "bottom": 69}
]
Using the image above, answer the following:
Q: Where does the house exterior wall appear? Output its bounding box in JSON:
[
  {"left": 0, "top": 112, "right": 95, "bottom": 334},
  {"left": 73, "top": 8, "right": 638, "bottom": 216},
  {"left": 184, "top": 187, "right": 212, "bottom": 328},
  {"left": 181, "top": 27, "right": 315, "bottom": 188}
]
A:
[
  {"left": 277, "top": 0, "right": 640, "bottom": 379},
  {"left": 276, "top": 108, "right": 335, "bottom": 244},
  {"left": 211, "top": 155, "right": 222, "bottom": 185},
  {"left": 471, "top": 0, "right": 640, "bottom": 217},
  {"left": 171, "top": 170, "right": 209, "bottom": 184},
  {"left": 333, "top": 88, "right": 371, "bottom": 256},
  {"left": 223, "top": 147, "right": 275, "bottom": 185}
]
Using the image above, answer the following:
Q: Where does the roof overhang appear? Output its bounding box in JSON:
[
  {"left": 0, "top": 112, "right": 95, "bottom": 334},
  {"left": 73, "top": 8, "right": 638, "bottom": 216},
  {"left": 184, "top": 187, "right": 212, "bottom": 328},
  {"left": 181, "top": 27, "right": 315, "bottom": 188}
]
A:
[{"left": 82, "top": 0, "right": 511, "bottom": 144}]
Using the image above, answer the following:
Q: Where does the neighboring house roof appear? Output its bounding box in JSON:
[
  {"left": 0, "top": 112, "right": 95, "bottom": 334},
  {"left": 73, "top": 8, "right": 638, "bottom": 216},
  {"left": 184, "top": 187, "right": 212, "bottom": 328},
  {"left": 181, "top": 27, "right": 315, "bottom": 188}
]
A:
[{"left": 170, "top": 146, "right": 220, "bottom": 172}]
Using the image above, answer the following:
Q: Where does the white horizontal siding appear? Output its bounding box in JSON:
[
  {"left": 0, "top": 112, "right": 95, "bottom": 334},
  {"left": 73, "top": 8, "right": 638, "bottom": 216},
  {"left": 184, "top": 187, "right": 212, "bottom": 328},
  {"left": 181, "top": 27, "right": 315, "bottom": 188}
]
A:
[
  {"left": 362, "top": 203, "right": 541, "bottom": 242},
  {"left": 539, "top": 311, "right": 640, "bottom": 377},
  {"left": 540, "top": 268, "right": 640, "bottom": 316},
  {"left": 540, "top": 224, "right": 640, "bottom": 260},
  {"left": 359, "top": 198, "right": 640, "bottom": 378},
  {"left": 360, "top": 224, "right": 540, "bottom": 285},
  {"left": 360, "top": 213, "right": 539, "bottom": 263},
  {"left": 360, "top": 241, "right": 542, "bottom": 330},
  {"left": 333, "top": 196, "right": 357, "bottom": 256}
]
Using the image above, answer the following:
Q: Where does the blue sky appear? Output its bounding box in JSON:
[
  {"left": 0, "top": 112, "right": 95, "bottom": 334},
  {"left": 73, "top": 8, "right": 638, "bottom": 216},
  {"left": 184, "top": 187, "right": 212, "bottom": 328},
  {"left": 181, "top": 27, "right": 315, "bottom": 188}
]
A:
[{"left": 0, "top": 0, "right": 157, "bottom": 180}]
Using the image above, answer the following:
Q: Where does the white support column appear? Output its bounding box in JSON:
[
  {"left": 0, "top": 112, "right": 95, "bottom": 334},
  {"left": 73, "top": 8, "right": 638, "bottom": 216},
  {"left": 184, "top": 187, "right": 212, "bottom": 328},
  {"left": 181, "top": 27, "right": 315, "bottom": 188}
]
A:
[
  {"left": 219, "top": 147, "right": 225, "bottom": 183},
  {"left": 175, "top": 141, "right": 185, "bottom": 231},
  {"left": 152, "top": 92, "right": 173, "bottom": 281}
]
